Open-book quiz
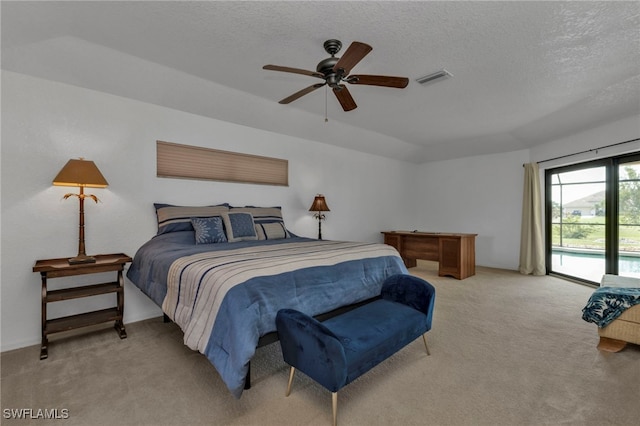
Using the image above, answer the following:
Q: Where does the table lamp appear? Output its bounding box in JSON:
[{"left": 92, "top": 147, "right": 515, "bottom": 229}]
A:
[
  {"left": 52, "top": 158, "right": 108, "bottom": 264},
  {"left": 309, "top": 194, "right": 330, "bottom": 240}
]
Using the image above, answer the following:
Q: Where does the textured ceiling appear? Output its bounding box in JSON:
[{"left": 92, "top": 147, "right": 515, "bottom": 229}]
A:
[{"left": 2, "top": 1, "right": 639, "bottom": 163}]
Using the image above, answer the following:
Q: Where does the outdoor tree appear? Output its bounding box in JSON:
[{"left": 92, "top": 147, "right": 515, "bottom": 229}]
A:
[
  {"left": 561, "top": 214, "right": 597, "bottom": 239},
  {"left": 619, "top": 166, "right": 640, "bottom": 224}
]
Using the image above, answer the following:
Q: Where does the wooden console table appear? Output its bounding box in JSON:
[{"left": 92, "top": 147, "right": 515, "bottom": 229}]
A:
[{"left": 382, "top": 231, "right": 477, "bottom": 279}]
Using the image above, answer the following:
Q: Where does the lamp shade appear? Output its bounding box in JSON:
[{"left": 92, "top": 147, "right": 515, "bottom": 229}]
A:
[
  {"left": 52, "top": 159, "right": 108, "bottom": 188},
  {"left": 309, "top": 194, "right": 330, "bottom": 212}
]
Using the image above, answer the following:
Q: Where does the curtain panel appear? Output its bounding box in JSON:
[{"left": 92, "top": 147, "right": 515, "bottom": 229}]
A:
[{"left": 519, "top": 163, "right": 545, "bottom": 275}]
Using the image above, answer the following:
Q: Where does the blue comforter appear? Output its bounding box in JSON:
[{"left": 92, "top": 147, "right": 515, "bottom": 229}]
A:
[
  {"left": 582, "top": 286, "right": 640, "bottom": 328},
  {"left": 127, "top": 231, "right": 407, "bottom": 397}
]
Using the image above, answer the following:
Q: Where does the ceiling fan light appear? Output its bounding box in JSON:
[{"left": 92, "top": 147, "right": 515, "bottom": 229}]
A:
[{"left": 416, "top": 69, "right": 452, "bottom": 86}]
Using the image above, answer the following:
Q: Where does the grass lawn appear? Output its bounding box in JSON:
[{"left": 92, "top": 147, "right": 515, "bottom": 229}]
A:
[{"left": 551, "top": 216, "right": 640, "bottom": 252}]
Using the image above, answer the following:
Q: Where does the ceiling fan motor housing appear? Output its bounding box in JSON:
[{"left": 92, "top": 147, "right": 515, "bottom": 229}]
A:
[
  {"left": 318, "top": 39, "right": 346, "bottom": 87},
  {"left": 317, "top": 57, "right": 342, "bottom": 87},
  {"left": 317, "top": 57, "right": 339, "bottom": 74}
]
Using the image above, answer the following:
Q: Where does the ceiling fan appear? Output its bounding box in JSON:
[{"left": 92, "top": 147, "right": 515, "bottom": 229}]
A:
[{"left": 263, "top": 39, "right": 409, "bottom": 111}]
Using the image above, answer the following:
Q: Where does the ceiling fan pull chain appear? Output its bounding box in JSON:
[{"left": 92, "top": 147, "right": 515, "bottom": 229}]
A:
[{"left": 325, "top": 85, "right": 329, "bottom": 122}]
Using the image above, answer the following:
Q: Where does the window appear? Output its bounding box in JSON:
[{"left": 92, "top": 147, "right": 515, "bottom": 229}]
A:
[
  {"left": 546, "top": 153, "right": 640, "bottom": 284},
  {"left": 156, "top": 141, "right": 288, "bottom": 186}
]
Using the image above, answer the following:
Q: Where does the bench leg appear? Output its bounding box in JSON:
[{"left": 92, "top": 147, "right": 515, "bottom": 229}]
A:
[
  {"left": 285, "top": 367, "right": 296, "bottom": 397},
  {"left": 332, "top": 392, "right": 338, "bottom": 426},
  {"left": 423, "top": 334, "right": 430, "bottom": 356}
]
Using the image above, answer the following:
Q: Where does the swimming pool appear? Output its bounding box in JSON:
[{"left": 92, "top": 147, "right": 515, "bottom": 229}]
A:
[{"left": 551, "top": 250, "right": 640, "bottom": 283}]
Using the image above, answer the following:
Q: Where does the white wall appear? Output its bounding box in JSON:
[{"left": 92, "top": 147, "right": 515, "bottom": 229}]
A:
[
  {"left": 413, "top": 150, "right": 531, "bottom": 269},
  {"left": 409, "top": 115, "right": 640, "bottom": 270},
  {"left": 530, "top": 115, "right": 640, "bottom": 170},
  {"left": 0, "top": 71, "right": 417, "bottom": 351}
]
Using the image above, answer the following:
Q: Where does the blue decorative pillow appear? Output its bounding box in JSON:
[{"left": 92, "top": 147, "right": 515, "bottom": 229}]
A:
[
  {"left": 191, "top": 217, "right": 227, "bottom": 244},
  {"left": 221, "top": 212, "right": 258, "bottom": 242}
]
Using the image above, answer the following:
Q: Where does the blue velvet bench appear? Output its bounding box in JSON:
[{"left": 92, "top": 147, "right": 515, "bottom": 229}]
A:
[{"left": 276, "top": 274, "right": 435, "bottom": 426}]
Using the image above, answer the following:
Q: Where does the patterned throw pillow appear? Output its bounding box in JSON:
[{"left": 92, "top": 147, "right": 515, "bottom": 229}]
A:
[
  {"left": 191, "top": 217, "right": 227, "bottom": 244},
  {"left": 221, "top": 212, "right": 258, "bottom": 242}
]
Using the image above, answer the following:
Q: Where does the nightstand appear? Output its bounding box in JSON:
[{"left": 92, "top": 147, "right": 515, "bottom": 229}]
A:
[{"left": 33, "top": 253, "right": 132, "bottom": 359}]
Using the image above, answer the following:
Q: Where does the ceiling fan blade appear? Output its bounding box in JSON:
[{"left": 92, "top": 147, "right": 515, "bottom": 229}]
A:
[
  {"left": 332, "top": 41, "right": 372, "bottom": 76},
  {"left": 263, "top": 65, "right": 324, "bottom": 79},
  {"left": 348, "top": 74, "right": 409, "bottom": 88},
  {"left": 279, "top": 83, "right": 326, "bottom": 104},
  {"left": 333, "top": 86, "right": 357, "bottom": 111}
]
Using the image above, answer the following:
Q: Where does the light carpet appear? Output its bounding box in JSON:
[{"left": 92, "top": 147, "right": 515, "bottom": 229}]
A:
[{"left": 2, "top": 261, "right": 639, "bottom": 425}]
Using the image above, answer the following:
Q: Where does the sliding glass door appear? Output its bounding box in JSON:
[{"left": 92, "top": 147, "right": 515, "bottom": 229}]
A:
[
  {"left": 546, "top": 153, "right": 640, "bottom": 284},
  {"left": 548, "top": 164, "right": 607, "bottom": 282}
]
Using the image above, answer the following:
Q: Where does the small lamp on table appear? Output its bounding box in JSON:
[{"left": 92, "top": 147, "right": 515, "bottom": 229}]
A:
[{"left": 309, "top": 194, "right": 330, "bottom": 240}]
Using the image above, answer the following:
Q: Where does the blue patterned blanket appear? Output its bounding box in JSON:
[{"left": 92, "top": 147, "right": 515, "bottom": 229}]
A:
[{"left": 581, "top": 286, "right": 640, "bottom": 328}]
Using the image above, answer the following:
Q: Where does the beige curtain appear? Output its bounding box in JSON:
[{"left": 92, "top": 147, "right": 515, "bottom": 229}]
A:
[{"left": 519, "top": 163, "right": 545, "bottom": 275}]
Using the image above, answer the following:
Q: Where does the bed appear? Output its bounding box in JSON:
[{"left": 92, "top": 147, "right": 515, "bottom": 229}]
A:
[{"left": 126, "top": 204, "right": 407, "bottom": 398}]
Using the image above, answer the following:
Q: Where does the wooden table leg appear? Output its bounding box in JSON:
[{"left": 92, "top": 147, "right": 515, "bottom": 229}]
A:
[
  {"left": 40, "top": 273, "right": 48, "bottom": 360},
  {"left": 40, "top": 342, "right": 48, "bottom": 360},
  {"left": 114, "top": 322, "right": 127, "bottom": 339},
  {"left": 403, "top": 258, "right": 417, "bottom": 268}
]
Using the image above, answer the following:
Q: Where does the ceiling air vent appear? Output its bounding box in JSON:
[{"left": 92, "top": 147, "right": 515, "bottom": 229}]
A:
[{"left": 416, "top": 69, "right": 452, "bottom": 86}]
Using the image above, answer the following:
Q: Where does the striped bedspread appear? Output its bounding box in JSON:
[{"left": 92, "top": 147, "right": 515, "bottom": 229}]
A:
[{"left": 160, "top": 239, "right": 406, "bottom": 397}]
